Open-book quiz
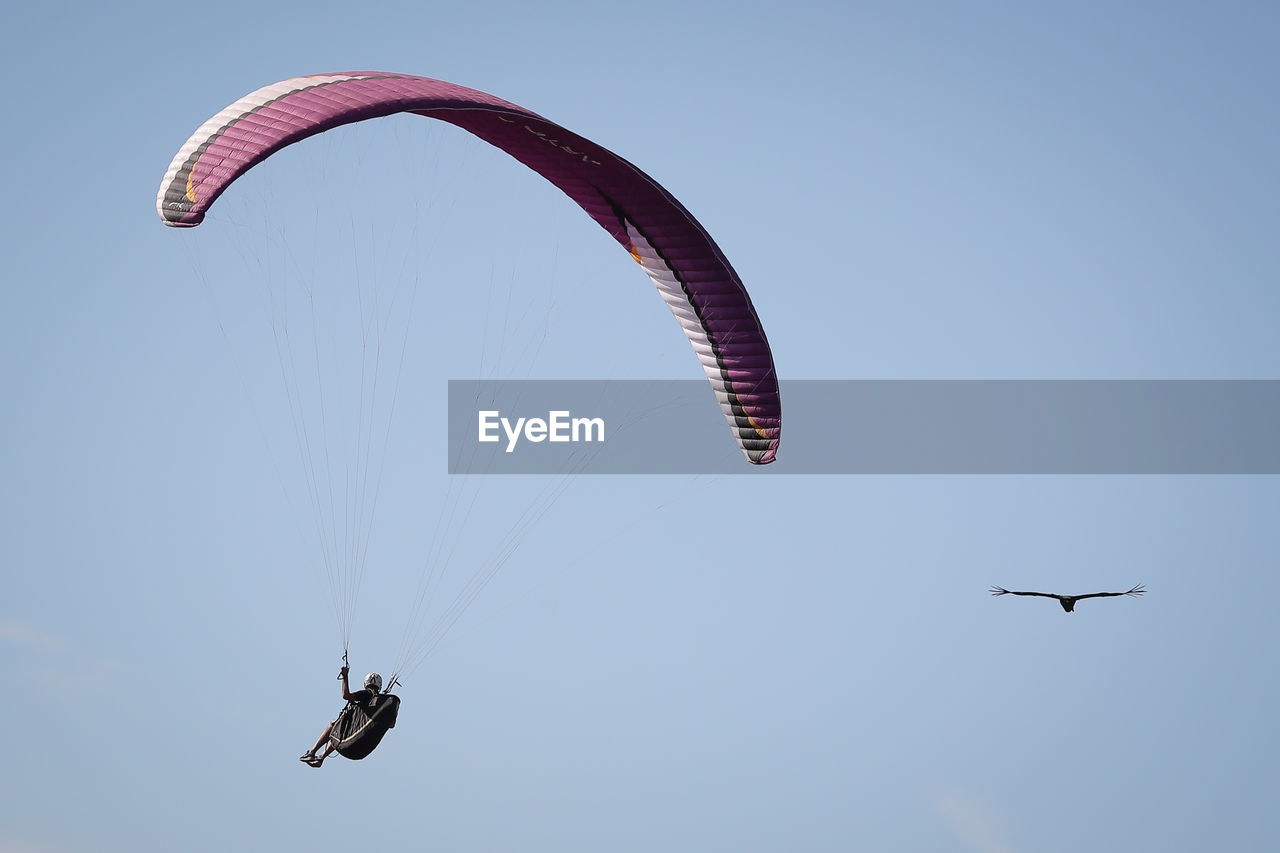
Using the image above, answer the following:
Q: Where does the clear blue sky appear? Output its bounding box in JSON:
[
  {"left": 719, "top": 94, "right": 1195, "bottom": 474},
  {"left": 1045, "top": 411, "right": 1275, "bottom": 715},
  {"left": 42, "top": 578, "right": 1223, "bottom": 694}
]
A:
[{"left": 4, "top": 1, "right": 1279, "bottom": 851}]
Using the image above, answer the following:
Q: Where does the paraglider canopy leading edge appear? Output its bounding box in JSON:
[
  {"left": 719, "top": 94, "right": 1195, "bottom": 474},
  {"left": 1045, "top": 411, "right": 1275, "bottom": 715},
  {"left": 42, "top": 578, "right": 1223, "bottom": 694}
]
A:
[{"left": 156, "top": 71, "right": 781, "bottom": 463}]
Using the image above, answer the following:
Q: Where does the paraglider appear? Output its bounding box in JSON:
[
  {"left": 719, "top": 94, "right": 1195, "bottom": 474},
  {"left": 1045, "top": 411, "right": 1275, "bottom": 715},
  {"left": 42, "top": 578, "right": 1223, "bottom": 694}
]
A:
[
  {"left": 300, "top": 666, "right": 399, "bottom": 767},
  {"left": 156, "top": 71, "right": 781, "bottom": 464},
  {"left": 158, "top": 72, "right": 780, "bottom": 765},
  {"left": 989, "top": 584, "right": 1146, "bottom": 612}
]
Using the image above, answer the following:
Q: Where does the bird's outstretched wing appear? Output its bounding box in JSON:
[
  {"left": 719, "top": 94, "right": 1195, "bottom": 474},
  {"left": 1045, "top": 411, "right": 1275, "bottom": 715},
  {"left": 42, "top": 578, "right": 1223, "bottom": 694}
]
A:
[
  {"left": 989, "top": 586, "right": 1063, "bottom": 600},
  {"left": 1073, "top": 584, "right": 1146, "bottom": 601}
]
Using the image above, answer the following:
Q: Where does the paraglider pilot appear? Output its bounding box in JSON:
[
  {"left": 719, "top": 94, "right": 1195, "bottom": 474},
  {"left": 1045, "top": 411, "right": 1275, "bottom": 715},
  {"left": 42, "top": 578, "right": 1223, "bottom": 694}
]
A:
[{"left": 300, "top": 665, "right": 383, "bottom": 767}]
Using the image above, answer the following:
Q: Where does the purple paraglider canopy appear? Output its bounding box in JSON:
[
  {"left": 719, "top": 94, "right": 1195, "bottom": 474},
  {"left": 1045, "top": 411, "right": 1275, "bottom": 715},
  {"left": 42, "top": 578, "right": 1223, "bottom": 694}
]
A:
[{"left": 157, "top": 72, "right": 780, "bottom": 463}]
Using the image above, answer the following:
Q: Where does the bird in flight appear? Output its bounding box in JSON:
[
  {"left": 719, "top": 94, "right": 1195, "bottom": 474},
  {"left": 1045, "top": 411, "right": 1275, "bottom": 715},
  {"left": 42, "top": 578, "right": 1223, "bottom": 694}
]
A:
[{"left": 989, "top": 584, "right": 1145, "bottom": 612}]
